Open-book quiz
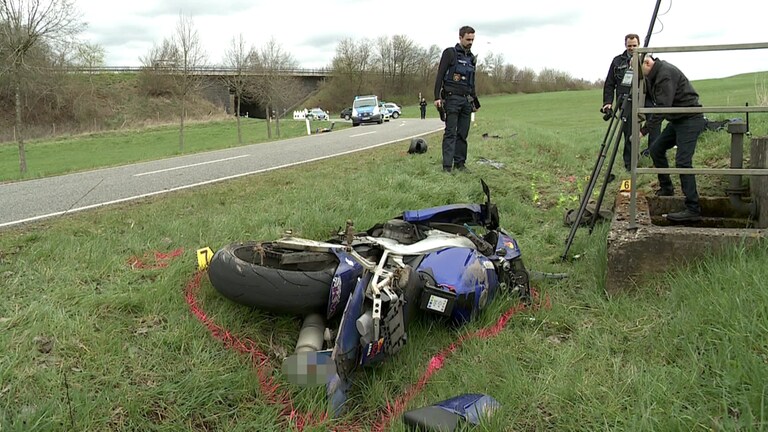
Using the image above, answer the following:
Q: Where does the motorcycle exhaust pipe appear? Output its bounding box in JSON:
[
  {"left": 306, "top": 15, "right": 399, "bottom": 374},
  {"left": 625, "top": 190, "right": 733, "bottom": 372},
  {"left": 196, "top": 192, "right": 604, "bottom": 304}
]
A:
[{"left": 294, "top": 313, "right": 326, "bottom": 354}]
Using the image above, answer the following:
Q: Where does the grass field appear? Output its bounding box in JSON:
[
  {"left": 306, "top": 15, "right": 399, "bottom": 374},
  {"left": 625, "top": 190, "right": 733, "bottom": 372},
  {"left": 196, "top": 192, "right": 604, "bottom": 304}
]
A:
[
  {"left": 0, "top": 118, "right": 346, "bottom": 183},
  {"left": 1, "top": 72, "right": 767, "bottom": 431}
]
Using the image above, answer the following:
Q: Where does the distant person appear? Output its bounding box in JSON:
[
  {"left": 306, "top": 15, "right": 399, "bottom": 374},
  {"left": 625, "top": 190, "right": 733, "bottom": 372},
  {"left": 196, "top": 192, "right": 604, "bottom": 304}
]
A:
[
  {"left": 602, "top": 33, "right": 659, "bottom": 171},
  {"left": 434, "top": 25, "right": 480, "bottom": 172},
  {"left": 419, "top": 98, "right": 427, "bottom": 119},
  {"left": 640, "top": 54, "right": 707, "bottom": 222}
]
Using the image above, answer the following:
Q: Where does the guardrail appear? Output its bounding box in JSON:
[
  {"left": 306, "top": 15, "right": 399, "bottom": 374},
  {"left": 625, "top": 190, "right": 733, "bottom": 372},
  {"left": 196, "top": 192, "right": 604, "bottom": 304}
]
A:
[{"left": 627, "top": 42, "right": 768, "bottom": 229}]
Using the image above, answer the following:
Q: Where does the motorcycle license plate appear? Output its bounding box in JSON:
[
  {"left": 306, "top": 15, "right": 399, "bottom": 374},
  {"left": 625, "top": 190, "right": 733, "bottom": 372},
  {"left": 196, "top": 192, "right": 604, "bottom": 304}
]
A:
[
  {"left": 427, "top": 295, "right": 448, "bottom": 313},
  {"left": 419, "top": 286, "right": 455, "bottom": 317}
]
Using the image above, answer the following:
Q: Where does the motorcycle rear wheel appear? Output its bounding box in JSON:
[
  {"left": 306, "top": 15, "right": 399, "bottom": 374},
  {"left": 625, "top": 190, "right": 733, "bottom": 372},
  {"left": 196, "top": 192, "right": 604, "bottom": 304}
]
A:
[{"left": 207, "top": 241, "right": 337, "bottom": 315}]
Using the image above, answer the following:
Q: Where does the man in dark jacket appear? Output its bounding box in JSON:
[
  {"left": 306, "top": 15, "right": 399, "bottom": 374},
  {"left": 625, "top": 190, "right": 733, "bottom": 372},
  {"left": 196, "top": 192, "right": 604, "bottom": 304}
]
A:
[
  {"left": 434, "top": 25, "right": 481, "bottom": 172},
  {"left": 640, "top": 55, "right": 707, "bottom": 222},
  {"left": 419, "top": 97, "right": 427, "bottom": 119},
  {"left": 602, "top": 33, "right": 659, "bottom": 171}
]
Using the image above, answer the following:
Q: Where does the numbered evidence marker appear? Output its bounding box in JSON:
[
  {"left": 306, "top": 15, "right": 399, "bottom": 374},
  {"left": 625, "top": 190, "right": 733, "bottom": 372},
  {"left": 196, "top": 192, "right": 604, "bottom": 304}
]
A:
[
  {"left": 196, "top": 247, "right": 214, "bottom": 271},
  {"left": 620, "top": 179, "right": 632, "bottom": 193}
]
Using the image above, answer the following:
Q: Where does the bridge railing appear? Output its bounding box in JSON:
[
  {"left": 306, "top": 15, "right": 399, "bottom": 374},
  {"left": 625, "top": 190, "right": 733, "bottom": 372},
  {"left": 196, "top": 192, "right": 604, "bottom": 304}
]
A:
[{"left": 60, "top": 66, "right": 333, "bottom": 77}]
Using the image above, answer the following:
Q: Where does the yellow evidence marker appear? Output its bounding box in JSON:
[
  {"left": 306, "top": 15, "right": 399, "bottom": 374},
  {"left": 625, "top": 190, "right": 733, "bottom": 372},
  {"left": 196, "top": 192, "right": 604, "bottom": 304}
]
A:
[
  {"left": 620, "top": 179, "right": 632, "bottom": 193},
  {"left": 196, "top": 247, "right": 214, "bottom": 271}
]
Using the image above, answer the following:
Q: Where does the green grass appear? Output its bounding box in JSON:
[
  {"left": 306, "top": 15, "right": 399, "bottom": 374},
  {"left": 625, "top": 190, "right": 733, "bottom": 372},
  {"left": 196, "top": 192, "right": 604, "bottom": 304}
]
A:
[
  {"left": 0, "top": 118, "right": 346, "bottom": 182},
  {"left": 1, "top": 72, "right": 767, "bottom": 431}
]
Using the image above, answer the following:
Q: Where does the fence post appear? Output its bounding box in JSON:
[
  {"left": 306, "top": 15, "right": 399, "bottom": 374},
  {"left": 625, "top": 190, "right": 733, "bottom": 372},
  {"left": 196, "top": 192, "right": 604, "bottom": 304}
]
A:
[{"left": 751, "top": 136, "right": 768, "bottom": 228}]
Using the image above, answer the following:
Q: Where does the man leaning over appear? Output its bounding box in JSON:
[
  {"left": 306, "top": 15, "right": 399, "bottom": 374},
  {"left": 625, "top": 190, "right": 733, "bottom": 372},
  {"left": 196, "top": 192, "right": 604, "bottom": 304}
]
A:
[{"left": 640, "top": 54, "right": 707, "bottom": 222}]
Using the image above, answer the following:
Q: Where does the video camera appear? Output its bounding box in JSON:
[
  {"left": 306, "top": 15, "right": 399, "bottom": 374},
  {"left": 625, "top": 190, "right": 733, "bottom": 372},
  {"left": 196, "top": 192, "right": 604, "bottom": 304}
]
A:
[{"left": 600, "top": 106, "right": 613, "bottom": 122}]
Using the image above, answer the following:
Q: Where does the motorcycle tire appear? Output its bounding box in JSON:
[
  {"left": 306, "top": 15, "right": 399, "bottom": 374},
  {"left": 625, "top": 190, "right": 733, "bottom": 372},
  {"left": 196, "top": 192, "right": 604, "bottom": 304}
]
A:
[{"left": 207, "top": 241, "right": 337, "bottom": 315}]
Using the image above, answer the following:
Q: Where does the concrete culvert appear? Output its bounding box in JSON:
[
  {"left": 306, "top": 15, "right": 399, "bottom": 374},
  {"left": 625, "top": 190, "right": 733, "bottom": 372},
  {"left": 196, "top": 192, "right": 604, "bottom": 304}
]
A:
[{"left": 408, "top": 137, "right": 428, "bottom": 154}]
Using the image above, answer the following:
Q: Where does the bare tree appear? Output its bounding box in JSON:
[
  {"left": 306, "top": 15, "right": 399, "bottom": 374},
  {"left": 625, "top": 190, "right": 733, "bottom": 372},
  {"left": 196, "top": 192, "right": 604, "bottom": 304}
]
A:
[
  {"left": 171, "top": 13, "right": 207, "bottom": 151},
  {"left": 391, "top": 34, "right": 419, "bottom": 93},
  {"left": 515, "top": 67, "right": 537, "bottom": 93},
  {"left": 139, "top": 38, "right": 179, "bottom": 99},
  {"left": 0, "top": 0, "right": 84, "bottom": 173},
  {"left": 73, "top": 41, "right": 104, "bottom": 70},
  {"left": 416, "top": 44, "right": 440, "bottom": 96},
  {"left": 250, "top": 37, "right": 299, "bottom": 138},
  {"left": 222, "top": 33, "right": 253, "bottom": 144},
  {"left": 331, "top": 37, "right": 373, "bottom": 95}
]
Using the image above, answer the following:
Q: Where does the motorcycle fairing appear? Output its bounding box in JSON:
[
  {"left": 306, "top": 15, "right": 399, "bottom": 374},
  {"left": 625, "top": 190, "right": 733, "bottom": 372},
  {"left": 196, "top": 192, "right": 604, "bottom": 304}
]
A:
[
  {"left": 401, "top": 204, "right": 484, "bottom": 225},
  {"left": 417, "top": 247, "right": 498, "bottom": 323},
  {"left": 326, "top": 249, "right": 364, "bottom": 319},
  {"left": 359, "top": 337, "right": 386, "bottom": 366},
  {"left": 494, "top": 229, "right": 522, "bottom": 261},
  {"left": 327, "top": 273, "right": 368, "bottom": 416}
]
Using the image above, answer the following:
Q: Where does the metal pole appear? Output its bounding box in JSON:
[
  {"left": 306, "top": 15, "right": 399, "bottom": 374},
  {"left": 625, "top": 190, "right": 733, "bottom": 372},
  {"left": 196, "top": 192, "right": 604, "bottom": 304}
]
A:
[
  {"left": 643, "top": 0, "right": 663, "bottom": 49},
  {"left": 629, "top": 0, "right": 664, "bottom": 230}
]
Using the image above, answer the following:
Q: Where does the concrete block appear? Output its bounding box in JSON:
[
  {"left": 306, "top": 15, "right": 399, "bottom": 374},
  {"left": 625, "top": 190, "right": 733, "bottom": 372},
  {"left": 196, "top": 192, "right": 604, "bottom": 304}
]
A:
[{"left": 606, "top": 192, "right": 765, "bottom": 294}]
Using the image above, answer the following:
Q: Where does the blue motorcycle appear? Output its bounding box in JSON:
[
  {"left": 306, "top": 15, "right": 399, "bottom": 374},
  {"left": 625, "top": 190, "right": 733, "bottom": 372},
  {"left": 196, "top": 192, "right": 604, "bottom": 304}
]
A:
[{"left": 207, "top": 180, "right": 531, "bottom": 415}]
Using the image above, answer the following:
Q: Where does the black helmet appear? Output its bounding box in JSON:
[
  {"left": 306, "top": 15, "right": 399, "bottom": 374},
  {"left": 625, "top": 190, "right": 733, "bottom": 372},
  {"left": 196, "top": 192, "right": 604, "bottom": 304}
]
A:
[{"left": 408, "top": 137, "right": 428, "bottom": 154}]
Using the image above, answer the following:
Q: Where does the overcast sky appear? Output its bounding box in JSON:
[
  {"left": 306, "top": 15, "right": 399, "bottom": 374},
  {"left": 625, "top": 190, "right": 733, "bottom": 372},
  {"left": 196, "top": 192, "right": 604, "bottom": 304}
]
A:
[{"left": 76, "top": 0, "right": 768, "bottom": 82}]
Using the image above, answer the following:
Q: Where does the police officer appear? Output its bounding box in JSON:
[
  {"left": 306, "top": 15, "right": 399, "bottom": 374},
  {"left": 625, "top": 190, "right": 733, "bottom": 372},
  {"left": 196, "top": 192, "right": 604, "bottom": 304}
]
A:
[
  {"left": 602, "top": 33, "right": 659, "bottom": 171},
  {"left": 434, "top": 25, "right": 480, "bottom": 172}
]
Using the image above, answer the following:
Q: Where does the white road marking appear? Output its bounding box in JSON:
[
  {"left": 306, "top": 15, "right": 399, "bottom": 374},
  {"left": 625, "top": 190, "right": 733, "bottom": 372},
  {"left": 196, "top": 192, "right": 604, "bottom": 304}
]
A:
[
  {"left": 350, "top": 131, "right": 377, "bottom": 138},
  {"left": 133, "top": 154, "right": 250, "bottom": 177},
  {"left": 1, "top": 128, "right": 443, "bottom": 229}
]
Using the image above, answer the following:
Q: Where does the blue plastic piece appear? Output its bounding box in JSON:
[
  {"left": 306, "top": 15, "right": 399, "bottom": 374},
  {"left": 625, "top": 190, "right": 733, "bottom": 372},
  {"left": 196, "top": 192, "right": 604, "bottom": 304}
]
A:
[
  {"left": 326, "top": 249, "right": 364, "bottom": 319},
  {"left": 434, "top": 393, "right": 501, "bottom": 425},
  {"left": 327, "top": 274, "right": 368, "bottom": 416},
  {"left": 402, "top": 204, "right": 483, "bottom": 223}
]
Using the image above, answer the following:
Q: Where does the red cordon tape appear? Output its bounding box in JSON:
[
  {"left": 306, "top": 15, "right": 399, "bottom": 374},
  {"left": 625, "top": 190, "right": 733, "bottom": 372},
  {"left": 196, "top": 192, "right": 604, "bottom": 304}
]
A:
[{"left": 127, "top": 251, "right": 550, "bottom": 431}]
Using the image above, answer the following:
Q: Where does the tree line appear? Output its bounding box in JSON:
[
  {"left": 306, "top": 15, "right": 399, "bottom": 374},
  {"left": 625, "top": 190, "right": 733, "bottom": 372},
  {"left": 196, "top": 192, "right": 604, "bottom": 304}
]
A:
[
  {"left": 325, "top": 37, "right": 597, "bottom": 108},
  {"left": 1, "top": 0, "right": 597, "bottom": 175}
]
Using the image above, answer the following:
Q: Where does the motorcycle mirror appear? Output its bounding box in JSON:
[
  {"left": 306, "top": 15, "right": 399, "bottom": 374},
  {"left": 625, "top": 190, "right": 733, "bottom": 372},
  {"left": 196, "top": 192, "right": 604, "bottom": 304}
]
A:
[
  {"left": 480, "top": 179, "right": 497, "bottom": 228},
  {"left": 481, "top": 179, "right": 491, "bottom": 204}
]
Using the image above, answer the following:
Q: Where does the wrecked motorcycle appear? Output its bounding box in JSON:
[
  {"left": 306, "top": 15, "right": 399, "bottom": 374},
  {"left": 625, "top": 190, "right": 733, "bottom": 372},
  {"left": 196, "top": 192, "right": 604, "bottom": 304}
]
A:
[{"left": 206, "top": 180, "right": 531, "bottom": 415}]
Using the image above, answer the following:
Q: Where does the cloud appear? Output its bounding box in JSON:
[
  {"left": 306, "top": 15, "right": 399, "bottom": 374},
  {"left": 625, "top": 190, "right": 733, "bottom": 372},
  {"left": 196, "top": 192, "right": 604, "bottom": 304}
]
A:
[
  {"left": 135, "top": 0, "right": 258, "bottom": 17},
  {"left": 85, "top": 23, "right": 158, "bottom": 46},
  {"left": 298, "top": 33, "right": 343, "bottom": 51},
  {"left": 477, "top": 10, "right": 583, "bottom": 37}
]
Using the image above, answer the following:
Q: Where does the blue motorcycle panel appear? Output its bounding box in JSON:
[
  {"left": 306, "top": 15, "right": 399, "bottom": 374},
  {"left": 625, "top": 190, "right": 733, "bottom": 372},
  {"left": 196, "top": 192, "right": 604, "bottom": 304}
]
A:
[
  {"left": 402, "top": 204, "right": 483, "bottom": 223},
  {"left": 327, "top": 250, "right": 364, "bottom": 319},
  {"left": 417, "top": 247, "right": 498, "bottom": 323}
]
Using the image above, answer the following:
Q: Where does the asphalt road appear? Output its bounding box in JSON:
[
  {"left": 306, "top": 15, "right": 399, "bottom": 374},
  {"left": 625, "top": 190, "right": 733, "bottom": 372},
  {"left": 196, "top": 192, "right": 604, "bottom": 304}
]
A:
[{"left": 0, "top": 118, "right": 443, "bottom": 229}]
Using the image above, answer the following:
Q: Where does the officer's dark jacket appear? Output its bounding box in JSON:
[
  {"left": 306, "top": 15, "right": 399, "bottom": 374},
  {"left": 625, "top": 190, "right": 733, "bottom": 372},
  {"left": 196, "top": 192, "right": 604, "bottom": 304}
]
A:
[
  {"left": 602, "top": 50, "right": 632, "bottom": 105},
  {"left": 641, "top": 59, "right": 701, "bottom": 135},
  {"left": 434, "top": 44, "right": 480, "bottom": 109}
]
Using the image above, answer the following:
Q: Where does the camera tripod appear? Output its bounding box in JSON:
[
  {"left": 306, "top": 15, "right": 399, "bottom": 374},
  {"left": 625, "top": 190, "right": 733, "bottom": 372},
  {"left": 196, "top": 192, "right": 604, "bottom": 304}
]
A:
[
  {"left": 561, "top": 93, "right": 633, "bottom": 261},
  {"left": 560, "top": 0, "right": 663, "bottom": 261}
]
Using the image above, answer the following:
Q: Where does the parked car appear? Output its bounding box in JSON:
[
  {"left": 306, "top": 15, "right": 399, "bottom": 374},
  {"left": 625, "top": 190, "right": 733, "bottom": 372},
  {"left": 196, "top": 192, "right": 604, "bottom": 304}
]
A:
[
  {"left": 379, "top": 103, "right": 391, "bottom": 122},
  {"left": 340, "top": 107, "right": 353, "bottom": 120},
  {"left": 306, "top": 108, "right": 328, "bottom": 121},
  {"left": 382, "top": 102, "right": 401, "bottom": 119}
]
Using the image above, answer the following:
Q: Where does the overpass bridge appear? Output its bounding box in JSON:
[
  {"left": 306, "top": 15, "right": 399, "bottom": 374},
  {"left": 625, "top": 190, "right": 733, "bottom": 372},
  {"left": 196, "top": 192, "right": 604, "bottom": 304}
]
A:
[
  {"left": 63, "top": 66, "right": 333, "bottom": 78},
  {"left": 64, "top": 66, "right": 333, "bottom": 118}
]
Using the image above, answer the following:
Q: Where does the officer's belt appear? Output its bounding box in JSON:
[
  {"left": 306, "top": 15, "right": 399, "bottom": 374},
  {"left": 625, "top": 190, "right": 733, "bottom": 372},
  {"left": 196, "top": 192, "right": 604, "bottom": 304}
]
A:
[{"left": 445, "top": 90, "right": 471, "bottom": 97}]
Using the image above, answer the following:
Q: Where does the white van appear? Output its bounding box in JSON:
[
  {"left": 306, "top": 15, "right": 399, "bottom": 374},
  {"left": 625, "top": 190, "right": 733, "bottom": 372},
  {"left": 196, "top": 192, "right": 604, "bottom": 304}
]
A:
[{"left": 351, "top": 95, "right": 382, "bottom": 127}]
